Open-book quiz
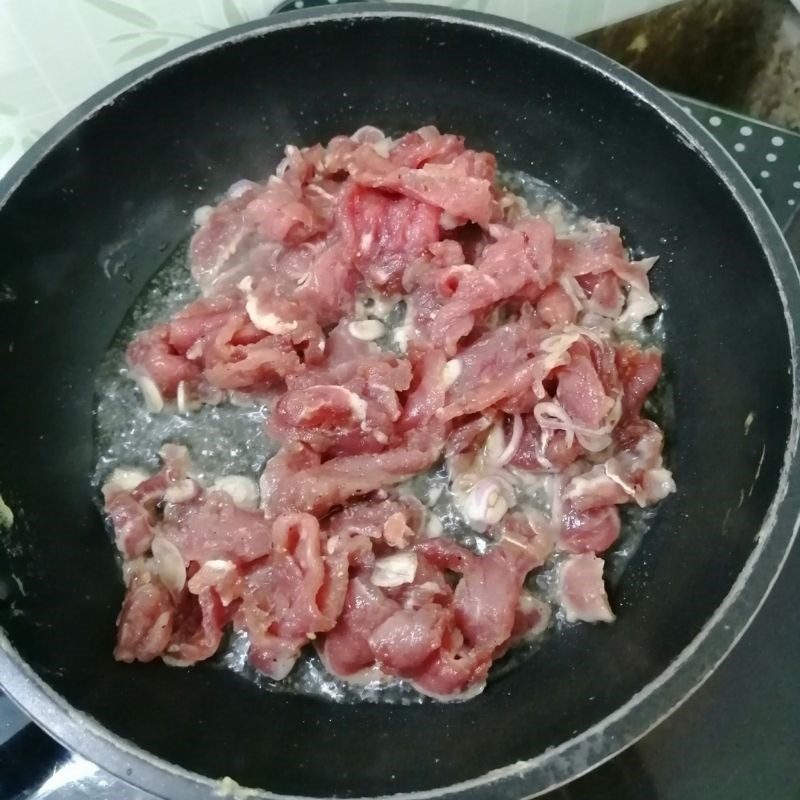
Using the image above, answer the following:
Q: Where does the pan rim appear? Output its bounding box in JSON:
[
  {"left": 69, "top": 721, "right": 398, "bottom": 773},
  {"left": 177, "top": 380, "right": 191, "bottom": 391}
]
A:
[{"left": 0, "top": 5, "right": 798, "bottom": 799}]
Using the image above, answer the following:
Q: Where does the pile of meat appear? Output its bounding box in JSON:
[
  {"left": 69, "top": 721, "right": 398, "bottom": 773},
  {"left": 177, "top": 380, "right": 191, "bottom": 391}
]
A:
[{"left": 102, "top": 126, "right": 674, "bottom": 700}]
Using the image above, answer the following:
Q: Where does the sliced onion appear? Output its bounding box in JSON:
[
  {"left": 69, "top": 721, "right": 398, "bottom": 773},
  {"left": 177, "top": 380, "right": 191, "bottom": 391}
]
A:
[
  {"left": 392, "top": 298, "right": 415, "bottom": 354},
  {"left": 351, "top": 125, "right": 387, "bottom": 144},
  {"left": 441, "top": 359, "right": 462, "bottom": 389},
  {"left": 483, "top": 423, "right": 507, "bottom": 465},
  {"left": 564, "top": 322, "right": 605, "bottom": 345},
  {"left": 176, "top": 381, "right": 201, "bottom": 414},
  {"left": 563, "top": 464, "right": 615, "bottom": 503},
  {"left": 534, "top": 332, "right": 582, "bottom": 386},
  {"left": 383, "top": 512, "right": 414, "bottom": 549},
  {"left": 122, "top": 557, "right": 150, "bottom": 587},
  {"left": 499, "top": 192, "right": 516, "bottom": 210},
  {"left": 237, "top": 275, "right": 254, "bottom": 294},
  {"left": 559, "top": 276, "right": 586, "bottom": 312},
  {"left": 425, "top": 514, "right": 443, "bottom": 538},
  {"left": 348, "top": 319, "right": 385, "bottom": 341},
  {"left": 151, "top": 537, "right": 186, "bottom": 594},
  {"left": 417, "top": 126, "right": 439, "bottom": 143},
  {"left": 534, "top": 400, "right": 619, "bottom": 453},
  {"left": 358, "top": 232, "right": 374, "bottom": 255},
  {"left": 496, "top": 413, "right": 523, "bottom": 467},
  {"left": 371, "top": 552, "right": 418, "bottom": 588},
  {"left": 581, "top": 313, "right": 615, "bottom": 334},
  {"left": 192, "top": 205, "right": 214, "bottom": 227},
  {"left": 575, "top": 431, "right": 613, "bottom": 453},
  {"left": 211, "top": 475, "right": 260, "bottom": 509},
  {"left": 227, "top": 178, "right": 258, "bottom": 198},
  {"left": 275, "top": 145, "right": 301, "bottom": 178},
  {"left": 640, "top": 467, "right": 676, "bottom": 505},
  {"left": 228, "top": 391, "right": 258, "bottom": 408},
  {"left": 351, "top": 126, "right": 392, "bottom": 158},
  {"left": 307, "top": 183, "right": 334, "bottom": 201},
  {"left": 326, "top": 535, "right": 340, "bottom": 556},
  {"left": 464, "top": 477, "right": 513, "bottom": 530},
  {"left": 158, "top": 442, "right": 190, "bottom": 470},
  {"left": 426, "top": 484, "right": 444, "bottom": 507},
  {"left": 638, "top": 255, "right": 659, "bottom": 274},
  {"left": 518, "top": 593, "right": 552, "bottom": 638},
  {"left": 341, "top": 387, "right": 367, "bottom": 422},
  {"left": 104, "top": 466, "right": 149, "bottom": 496},
  {"left": 615, "top": 255, "right": 658, "bottom": 292},
  {"left": 161, "top": 653, "right": 193, "bottom": 668},
  {"left": 606, "top": 393, "right": 623, "bottom": 429},
  {"left": 176, "top": 381, "right": 190, "bottom": 414},
  {"left": 354, "top": 291, "right": 400, "bottom": 322},
  {"left": 372, "top": 138, "right": 392, "bottom": 159},
  {"left": 185, "top": 339, "right": 204, "bottom": 361},
  {"left": 492, "top": 472, "right": 517, "bottom": 500},
  {"left": 603, "top": 459, "right": 638, "bottom": 497},
  {"left": 245, "top": 295, "right": 298, "bottom": 334},
  {"left": 163, "top": 478, "right": 199, "bottom": 504},
  {"left": 549, "top": 473, "right": 564, "bottom": 525},
  {"left": 187, "top": 559, "right": 237, "bottom": 602},
  {"left": 537, "top": 429, "right": 555, "bottom": 471},
  {"left": 534, "top": 401, "right": 576, "bottom": 449},
  {"left": 131, "top": 370, "right": 164, "bottom": 413},
  {"left": 616, "top": 285, "right": 659, "bottom": 328},
  {"left": 440, "top": 212, "right": 462, "bottom": 230},
  {"left": 487, "top": 223, "right": 511, "bottom": 240}
]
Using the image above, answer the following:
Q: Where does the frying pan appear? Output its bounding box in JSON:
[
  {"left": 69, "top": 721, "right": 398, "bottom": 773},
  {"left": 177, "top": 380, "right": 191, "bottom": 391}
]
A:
[{"left": 0, "top": 5, "right": 798, "bottom": 799}]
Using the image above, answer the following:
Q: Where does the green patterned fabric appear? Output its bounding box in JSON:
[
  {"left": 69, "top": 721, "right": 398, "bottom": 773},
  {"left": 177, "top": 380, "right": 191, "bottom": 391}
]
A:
[{"left": 0, "top": 0, "right": 678, "bottom": 177}]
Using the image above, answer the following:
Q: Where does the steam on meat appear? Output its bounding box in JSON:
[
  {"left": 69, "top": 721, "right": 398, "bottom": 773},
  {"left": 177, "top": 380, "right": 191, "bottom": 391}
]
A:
[{"left": 104, "top": 126, "right": 674, "bottom": 701}]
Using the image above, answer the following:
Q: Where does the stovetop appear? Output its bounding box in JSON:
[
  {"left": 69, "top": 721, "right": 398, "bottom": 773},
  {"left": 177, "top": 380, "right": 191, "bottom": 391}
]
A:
[{"left": 1, "top": 98, "right": 798, "bottom": 800}]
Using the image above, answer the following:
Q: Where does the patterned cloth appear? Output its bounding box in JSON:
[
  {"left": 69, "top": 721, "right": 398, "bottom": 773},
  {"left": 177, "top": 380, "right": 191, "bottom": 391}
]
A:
[{"left": 0, "top": 0, "right": 677, "bottom": 178}]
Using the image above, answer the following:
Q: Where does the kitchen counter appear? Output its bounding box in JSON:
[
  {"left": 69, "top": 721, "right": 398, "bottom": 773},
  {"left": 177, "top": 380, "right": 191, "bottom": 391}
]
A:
[{"left": 580, "top": 0, "right": 800, "bottom": 131}]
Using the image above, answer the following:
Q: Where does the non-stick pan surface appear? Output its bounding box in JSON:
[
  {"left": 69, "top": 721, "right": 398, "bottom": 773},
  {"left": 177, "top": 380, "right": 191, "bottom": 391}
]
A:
[{"left": 0, "top": 6, "right": 798, "bottom": 799}]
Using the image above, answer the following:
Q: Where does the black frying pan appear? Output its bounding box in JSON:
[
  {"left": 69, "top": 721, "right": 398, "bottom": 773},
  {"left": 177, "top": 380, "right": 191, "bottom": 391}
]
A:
[{"left": 0, "top": 6, "right": 798, "bottom": 799}]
